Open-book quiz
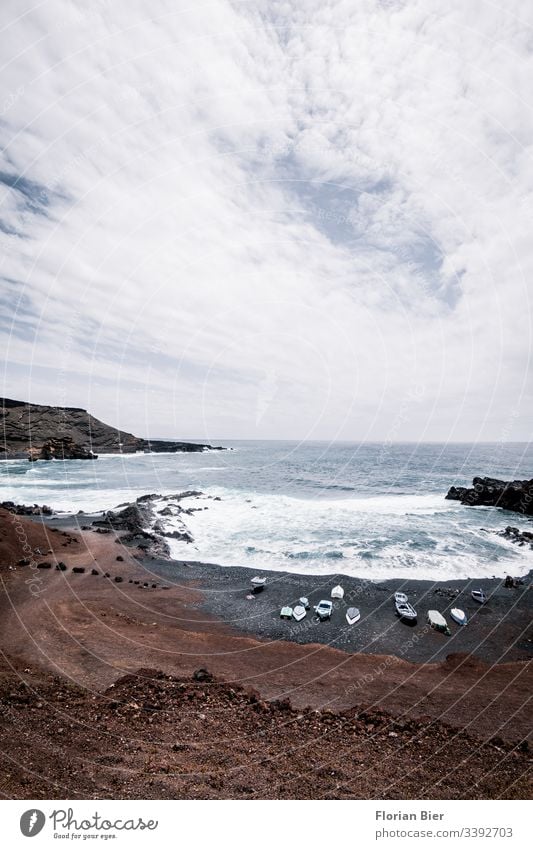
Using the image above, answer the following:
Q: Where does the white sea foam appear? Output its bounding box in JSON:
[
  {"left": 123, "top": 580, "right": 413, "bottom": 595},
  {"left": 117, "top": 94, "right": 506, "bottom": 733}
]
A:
[
  {"left": 153, "top": 490, "right": 532, "bottom": 581},
  {"left": 2, "top": 450, "right": 532, "bottom": 581}
]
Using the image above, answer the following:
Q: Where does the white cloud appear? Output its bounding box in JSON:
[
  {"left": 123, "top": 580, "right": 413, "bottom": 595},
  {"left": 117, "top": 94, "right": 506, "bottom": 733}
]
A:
[{"left": 0, "top": 0, "right": 532, "bottom": 441}]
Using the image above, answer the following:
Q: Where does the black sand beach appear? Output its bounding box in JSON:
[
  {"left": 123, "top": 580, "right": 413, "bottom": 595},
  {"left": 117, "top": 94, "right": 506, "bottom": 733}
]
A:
[{"left": 142, "top": 557, "right": 533, "bottom": 664}]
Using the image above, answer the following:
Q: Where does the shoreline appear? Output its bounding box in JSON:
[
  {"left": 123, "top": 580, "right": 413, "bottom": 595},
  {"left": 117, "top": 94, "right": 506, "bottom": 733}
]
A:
[
  {"left": 134, "top": 557, "right": 533, "bottom": 664},
  {"left": 0, "top": 506, "right": 532, "bottom": 798},
  {"left": 24, "top": 507, "right": 533, "bottom": 665}
]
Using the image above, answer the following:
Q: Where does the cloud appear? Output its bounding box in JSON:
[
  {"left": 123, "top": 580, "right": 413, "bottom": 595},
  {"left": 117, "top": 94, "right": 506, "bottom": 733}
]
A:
[{"left": 0, "top": 0, "right": 532, "bottom": 441}]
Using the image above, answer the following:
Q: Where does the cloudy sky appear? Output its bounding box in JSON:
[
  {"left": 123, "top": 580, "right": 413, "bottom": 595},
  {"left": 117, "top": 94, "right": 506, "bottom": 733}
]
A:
[{"left": 1, "top": 0, "right": 532, "bottom": 442}]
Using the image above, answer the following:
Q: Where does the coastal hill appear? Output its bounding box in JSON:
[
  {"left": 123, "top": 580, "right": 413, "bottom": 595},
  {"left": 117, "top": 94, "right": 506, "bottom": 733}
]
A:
[{"left": 0, "top": 398, "right": 223, "bottom": 460}]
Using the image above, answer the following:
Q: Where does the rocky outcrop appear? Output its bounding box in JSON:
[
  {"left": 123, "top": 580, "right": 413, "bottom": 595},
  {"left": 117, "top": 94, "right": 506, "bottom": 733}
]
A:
[
  {"left": 498, "top": 526, "right": 533, "bottom": 549},
  {"left": 0, "top": 501, "right": 53, "bottom": 516},
  {"left": 0, "top": 397, "right": 224, "bottom": 460},
  {"left": 91, "top": 492, "right": 199, "bottom": 558},
  {"left": 92, "top": 500, "right": 168, "bottom": 555},
  {"left": 446, "top": 477, "right": 533, "bottom": 516},
  {"left": 37, "top": 437, "right": 97, "bottom": 461}
]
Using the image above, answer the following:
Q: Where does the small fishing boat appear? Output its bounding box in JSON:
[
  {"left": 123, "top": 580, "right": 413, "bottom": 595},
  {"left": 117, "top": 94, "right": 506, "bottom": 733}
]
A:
[
  {"left": 250, "top": 576, "right": 266, "bottom": 593},
  {"left": 427, "top": 610, "right": 450, "bottom": 635},
  {"left": 314, "top": 599, "right": 333, "bottom": 620},
  {"left": 331, "top": 585, "right": 344, "bottom": 599},
  {"left": 471, "top": 589, "right": 486, "bottom": 604},
  {"left": 394, "top": 591, "right": 408, "bottom": 605},
  {"left": 299, "top": 597, "right": 310, "bottom": 610},
  {"left": 280, "top": 606, "right": 293, "bottom": 619},
  {"left": 450, "top": 608, "right": 468, "bottom": 626},
  {"left": 395, "top": 600, "right": 417, "bottom": 623},
  {"left": 292, "top": 605, "right": 306, "bottom": 622},
  {"left": 346, "top": 607, "right": 361, "bottom": 625}
]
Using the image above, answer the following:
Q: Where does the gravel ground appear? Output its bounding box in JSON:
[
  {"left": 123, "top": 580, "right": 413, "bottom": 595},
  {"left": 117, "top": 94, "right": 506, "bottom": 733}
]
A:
[{"left": 0, "top": 658, "right": 530, "bottom": 800}]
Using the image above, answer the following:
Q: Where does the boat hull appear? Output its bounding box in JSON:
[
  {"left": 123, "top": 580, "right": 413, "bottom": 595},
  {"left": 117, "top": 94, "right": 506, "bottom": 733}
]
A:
[
  {"left": 346, "top": 608, "right": 361, "bottom": 625},
  {"left": 450, "top": 608, "right": 467, "bottom": 626},
  {"left": 292, "top": 605, "right": 306, "bottom": 622}
]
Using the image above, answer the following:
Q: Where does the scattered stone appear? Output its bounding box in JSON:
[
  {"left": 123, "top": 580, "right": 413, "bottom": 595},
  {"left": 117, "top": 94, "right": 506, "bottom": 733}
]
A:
[{"left": 193, "top": 668, "right": 213, "bottom": 683}]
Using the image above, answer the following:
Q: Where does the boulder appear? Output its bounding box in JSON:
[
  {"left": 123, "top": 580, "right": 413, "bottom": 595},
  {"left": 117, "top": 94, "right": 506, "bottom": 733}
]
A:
[{"left": 445, "top": 477, "right": 533, "bottom": 516}]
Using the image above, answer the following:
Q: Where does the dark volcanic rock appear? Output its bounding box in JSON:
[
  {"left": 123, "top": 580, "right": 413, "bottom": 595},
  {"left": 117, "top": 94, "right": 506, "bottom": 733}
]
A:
[
  {"left": 93, "top": 503, "right": 148, "bottom": 534},
  {"left": 498, "top": 526, "right": 533, "bottom": 548},
  {"left": 446, "top": 477, "right": 533, "bottom": 516},
  {"left": 161, "top": 529, "right": 194, "bottom": 543},
  {"left": 39, "top": 437, "right": 97, "bottom": 461},
  {"left": 93, "top": 499, "right": 171, "bottom": 558},
  {"left": 0, "top": 397, "right": 224, "bottom": 460},
  {"left": 0, "top": 502, "right": 53, "bottom": 516}
]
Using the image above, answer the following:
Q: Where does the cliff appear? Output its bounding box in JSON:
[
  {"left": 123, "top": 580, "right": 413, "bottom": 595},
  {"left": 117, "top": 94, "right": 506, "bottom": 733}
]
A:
[
  {"left": 446, "top": 476, "right": 533, "bottom": 516},
  {"left": 0, "top": 398, "right": 223, "bottom": 460}
]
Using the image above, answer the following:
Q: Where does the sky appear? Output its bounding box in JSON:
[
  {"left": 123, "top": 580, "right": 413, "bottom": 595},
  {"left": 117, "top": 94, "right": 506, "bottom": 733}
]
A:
[{"left": 1, "top": 0, "right": 532, "bottom": 443}]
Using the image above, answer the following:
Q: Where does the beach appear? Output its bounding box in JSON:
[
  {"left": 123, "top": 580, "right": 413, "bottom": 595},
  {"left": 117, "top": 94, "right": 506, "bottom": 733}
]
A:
[{"left": 0, "top": 504, "right": 531, "bottom": 799}]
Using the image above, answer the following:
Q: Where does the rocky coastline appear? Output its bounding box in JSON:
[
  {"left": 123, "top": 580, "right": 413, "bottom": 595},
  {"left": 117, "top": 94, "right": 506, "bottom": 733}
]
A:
[
  {"left": 446, "top": 476, "right": 533, "bottom": 516},
  {"left": 0, "top": 497, "right": 531, "bottom": 799},
  {"left": 0, "top": 397, "right": 224, "bottom": 460}
]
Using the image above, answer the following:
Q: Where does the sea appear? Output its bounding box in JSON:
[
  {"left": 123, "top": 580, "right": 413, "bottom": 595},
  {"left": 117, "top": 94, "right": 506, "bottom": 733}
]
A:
[{"left": 1, "top": 440, "right": 532, "bottom": 581}]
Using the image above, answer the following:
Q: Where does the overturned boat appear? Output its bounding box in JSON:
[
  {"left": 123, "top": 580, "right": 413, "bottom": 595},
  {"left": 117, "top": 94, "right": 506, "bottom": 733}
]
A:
[
  {"left": 450, "top": 608, "right": 468, "bottom": 626},
  {"left": 427, "top": 610, "right": 450, "bottom": 635},
  {"left": 292, "top": 604, "right": 306, "bottom": 622},
  {"left": 346, "top": 607, "right": 361, "bottom": 625}
]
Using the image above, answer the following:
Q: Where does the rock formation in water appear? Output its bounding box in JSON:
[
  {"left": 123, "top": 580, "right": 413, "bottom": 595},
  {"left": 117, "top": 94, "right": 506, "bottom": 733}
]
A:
[
  {"left": 0, "top": 398, "right": 224, "bottom": 460},
  {"left": 446, "top": 477, "right": 533, "bottom": 516}
]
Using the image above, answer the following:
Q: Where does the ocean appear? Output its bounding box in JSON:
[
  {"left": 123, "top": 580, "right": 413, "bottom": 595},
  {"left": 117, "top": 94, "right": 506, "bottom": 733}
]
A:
[{"left": 1, "top": 440, "right": 532, "bottom": 581}]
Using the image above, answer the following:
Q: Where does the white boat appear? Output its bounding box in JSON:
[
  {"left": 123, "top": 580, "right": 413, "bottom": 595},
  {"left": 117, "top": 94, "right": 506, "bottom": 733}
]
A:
[
  {"left": 292, "top": 605, "right": 306, "bottom": 622},
  {"left": 331, "top": 585, "right": 344, "bottom": 599},
  {"left": 346, "top": 607, "right": 360, "bottom": 625},
  {"left": 299, "top": 597, "right": 310, "bottom": 609},
  {"left": 450, "top": 608, "right": 468, "bottom": 626},
  {"left": 427, "top": 610, "right": 450, "bottom": 635},
  {"left": 471, "top": 589, "right": 486, "bottom": 604},
  {"left": 394, "top": 591, "right": 408, "bottom": 604},
  {"left": 280, "top": 606, "right": 293, "bottom": 619},
  {"left": 250, "top": 576, "right": 266, "bottom": 593},
  {"left": 395, "top": 600, "right": 417, "bottom": 622},
  {"left": 314, "top": 599, "right": 333, "bottom": 620}
]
